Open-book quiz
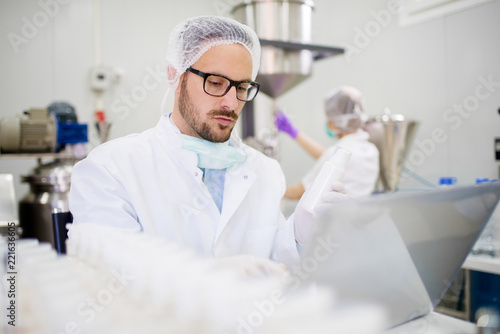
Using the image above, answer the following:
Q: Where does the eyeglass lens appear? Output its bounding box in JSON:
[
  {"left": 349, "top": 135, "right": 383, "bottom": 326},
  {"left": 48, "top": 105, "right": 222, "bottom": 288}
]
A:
[{"left": 205, "top": 75, "right": 258, "bottom": 101}]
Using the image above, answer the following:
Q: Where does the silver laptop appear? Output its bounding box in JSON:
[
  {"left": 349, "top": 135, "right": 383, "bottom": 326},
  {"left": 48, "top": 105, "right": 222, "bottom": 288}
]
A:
[{"left": 302, "top": 182, "right": 500, "bottom": 329}]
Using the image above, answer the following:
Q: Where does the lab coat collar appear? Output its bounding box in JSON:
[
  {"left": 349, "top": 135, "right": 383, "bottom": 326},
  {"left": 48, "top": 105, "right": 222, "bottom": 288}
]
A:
[{"left": 154, "top": 114, "right": 199, "bottom": 171}]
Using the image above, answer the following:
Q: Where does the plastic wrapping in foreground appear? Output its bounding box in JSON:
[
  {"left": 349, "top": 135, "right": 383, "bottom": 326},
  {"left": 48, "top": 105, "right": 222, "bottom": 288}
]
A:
[{"left": 301, "top": 146, "right": 352, "bottom": 214}]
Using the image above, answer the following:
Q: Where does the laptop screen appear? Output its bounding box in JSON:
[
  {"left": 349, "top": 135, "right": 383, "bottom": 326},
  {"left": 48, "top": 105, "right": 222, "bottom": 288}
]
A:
[{"left": 302, "top": 183, "right": 500, "bottom": 328}]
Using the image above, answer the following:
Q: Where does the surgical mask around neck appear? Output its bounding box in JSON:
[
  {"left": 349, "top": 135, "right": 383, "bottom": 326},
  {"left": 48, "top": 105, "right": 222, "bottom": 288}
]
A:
[{"left": 180, "top": 134, "right": 246, "bottom": 169}]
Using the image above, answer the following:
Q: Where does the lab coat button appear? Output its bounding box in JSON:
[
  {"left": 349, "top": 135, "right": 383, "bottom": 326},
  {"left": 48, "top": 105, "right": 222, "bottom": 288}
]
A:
[{"left": 243, "top": 175, "right": 248, "bottom": 180}]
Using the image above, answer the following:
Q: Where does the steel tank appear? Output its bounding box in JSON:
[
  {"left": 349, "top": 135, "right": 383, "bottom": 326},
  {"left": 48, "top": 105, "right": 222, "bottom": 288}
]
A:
[
  {"left": 19, "top": 159, "right": 74, "bottom": 245},
  {"left": 232, "top": 0, "right": 315, "bottom": 98},
  {"left": 365, "top": 114, "right": 419, "bottom": 192}
]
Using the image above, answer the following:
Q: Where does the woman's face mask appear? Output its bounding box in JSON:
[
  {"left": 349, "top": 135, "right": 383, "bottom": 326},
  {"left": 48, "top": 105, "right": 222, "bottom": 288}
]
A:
[{"left": 325, "top": 122, "right": 336, "bottom": 139}]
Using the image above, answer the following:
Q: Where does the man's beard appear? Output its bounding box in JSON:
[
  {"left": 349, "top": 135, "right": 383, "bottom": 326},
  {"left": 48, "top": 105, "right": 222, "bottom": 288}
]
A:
[{"left": 178, "top": 76, "right": 237, "bottom": 143}]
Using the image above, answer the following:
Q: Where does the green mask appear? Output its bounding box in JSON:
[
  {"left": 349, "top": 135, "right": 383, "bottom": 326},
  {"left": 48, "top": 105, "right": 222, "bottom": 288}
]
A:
[
  {"left": 325, "top": 123, "right": 336, "bottom": 139},
  {"left": 180, "top": 134, "right": 246, "bottom": 169}
]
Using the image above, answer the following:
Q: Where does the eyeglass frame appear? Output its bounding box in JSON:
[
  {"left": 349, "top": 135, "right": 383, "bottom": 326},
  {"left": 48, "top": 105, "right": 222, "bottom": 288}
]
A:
[{"left": 186, "top": 67, "right": 260, "bottom": 102}]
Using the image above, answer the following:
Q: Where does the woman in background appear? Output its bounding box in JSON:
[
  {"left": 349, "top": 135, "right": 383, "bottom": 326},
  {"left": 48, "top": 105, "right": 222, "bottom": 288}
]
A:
[{"left": 276, "top": 86, "right": 380, "bottom": 199}]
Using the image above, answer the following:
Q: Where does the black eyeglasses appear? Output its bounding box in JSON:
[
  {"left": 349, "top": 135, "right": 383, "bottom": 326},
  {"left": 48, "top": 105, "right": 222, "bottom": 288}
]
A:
[{"left": 187, "top": 67, "right": 260, "bottom": 102}]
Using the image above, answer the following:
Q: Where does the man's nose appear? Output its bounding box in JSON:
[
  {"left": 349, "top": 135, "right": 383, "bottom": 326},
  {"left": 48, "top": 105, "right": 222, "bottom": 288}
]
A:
[{"left": 220, "top": 85, "right": 240, "bottom": 110}]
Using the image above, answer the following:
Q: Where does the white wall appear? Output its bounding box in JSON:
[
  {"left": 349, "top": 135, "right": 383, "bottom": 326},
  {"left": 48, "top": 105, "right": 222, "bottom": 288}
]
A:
[{"left": 1, "top": 0, "right": 500, "bottom": 207}]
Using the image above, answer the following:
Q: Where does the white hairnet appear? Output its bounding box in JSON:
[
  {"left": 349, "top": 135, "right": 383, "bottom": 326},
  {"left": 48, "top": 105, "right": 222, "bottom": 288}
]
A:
[
  {"left": 165, "top": 16, "right": 261, "bottom": 89},
  {"left": 324, "top": 86, "right": 367, "bottom": 133}
]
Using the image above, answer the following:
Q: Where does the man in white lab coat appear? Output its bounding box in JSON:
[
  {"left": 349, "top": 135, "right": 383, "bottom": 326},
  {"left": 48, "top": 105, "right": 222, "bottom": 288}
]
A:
[{"left": 69, "top": 16, "right": 346, "bottom": 269}]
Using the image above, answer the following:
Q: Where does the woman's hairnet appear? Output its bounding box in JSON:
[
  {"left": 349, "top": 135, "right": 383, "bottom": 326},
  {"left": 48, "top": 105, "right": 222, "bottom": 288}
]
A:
[
  {"left": 324, "top": 86, "right": 367, "bottom": 133},
  {"left": 165, "top": 16, "right": 261, "bottom": 90}
]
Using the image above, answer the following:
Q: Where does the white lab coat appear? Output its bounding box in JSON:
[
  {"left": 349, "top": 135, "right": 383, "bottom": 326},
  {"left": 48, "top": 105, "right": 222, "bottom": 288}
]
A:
[
  {"left": 69, "top": 114, "right": 300, "bottom": 267},
  {"left": 302, "top": 129, "right": 379, "bottom": 197}
]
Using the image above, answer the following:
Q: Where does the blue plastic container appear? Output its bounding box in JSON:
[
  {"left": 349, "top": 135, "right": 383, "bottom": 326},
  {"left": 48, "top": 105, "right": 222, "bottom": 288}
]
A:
[{"left": 470, "top": 270, "right": 500, "bottom": 328}]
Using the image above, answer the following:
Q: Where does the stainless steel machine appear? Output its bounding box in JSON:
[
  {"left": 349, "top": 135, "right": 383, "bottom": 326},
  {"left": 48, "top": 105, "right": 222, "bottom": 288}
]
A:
[
  {"left": 232, "top": 0, "right": 344, "bottom": 158},
  {"left": 365, "top": 113, "right": 419, "bottom": 192},
  {"left": 18, "top": 158, "right": 74, "bottom": 245},
  {"left": 233, "top": 0, "right": 314, "bottom": 98}
]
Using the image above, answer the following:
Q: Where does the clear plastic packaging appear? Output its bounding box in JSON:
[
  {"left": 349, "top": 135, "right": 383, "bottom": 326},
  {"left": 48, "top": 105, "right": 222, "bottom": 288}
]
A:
[{"left": 301, "top": 146, "right": 352, "bottom": 214}]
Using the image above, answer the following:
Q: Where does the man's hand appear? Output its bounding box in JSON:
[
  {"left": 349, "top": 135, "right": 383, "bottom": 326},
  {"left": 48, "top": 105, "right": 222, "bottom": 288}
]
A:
[{"left": 294, "top": 181, "right": 348, "bottom": 245}]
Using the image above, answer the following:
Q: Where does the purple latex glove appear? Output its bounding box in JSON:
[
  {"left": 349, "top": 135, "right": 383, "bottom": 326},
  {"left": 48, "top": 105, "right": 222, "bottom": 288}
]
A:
[{"left": 275, "top": 111, "right": 299, "bottom": 139}]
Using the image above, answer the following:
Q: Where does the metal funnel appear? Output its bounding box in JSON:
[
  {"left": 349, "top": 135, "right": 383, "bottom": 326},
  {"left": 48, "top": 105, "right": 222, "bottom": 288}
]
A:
[
  {"left": 232, "top": 0, "right": 315, "bottom": 98},
  {"left": 256, "top": 51, "right": 313, "bottom": 98},
  {"left": 257, "top": 74, "right": 310, "bottom": 98},
  {"left": 365, "top": 114, "right": 419, "bottom": 192}
]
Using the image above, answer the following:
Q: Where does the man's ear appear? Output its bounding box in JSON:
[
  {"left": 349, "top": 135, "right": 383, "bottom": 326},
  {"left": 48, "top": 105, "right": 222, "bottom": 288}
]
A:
[
  {"left": 166, "top": 64, "right": 177, "bottom": 83},
  {"left": 175, "top": 73, "right": 185, "bottom": 96},
  {"left": 167, "top": 64, "right": 185, "bottom": 96}
]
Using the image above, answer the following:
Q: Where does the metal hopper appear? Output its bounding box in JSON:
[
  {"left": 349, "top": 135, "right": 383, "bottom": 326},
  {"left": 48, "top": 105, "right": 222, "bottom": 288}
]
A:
[
  {"left": 365, "top": 113, "right": 419, "bottom": 192},
  {"left": 232, "top": 0, "right": 344, "bottom": 98},
  {"left": 232, "top": 0, "right": 344, "bottom": 158}
]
